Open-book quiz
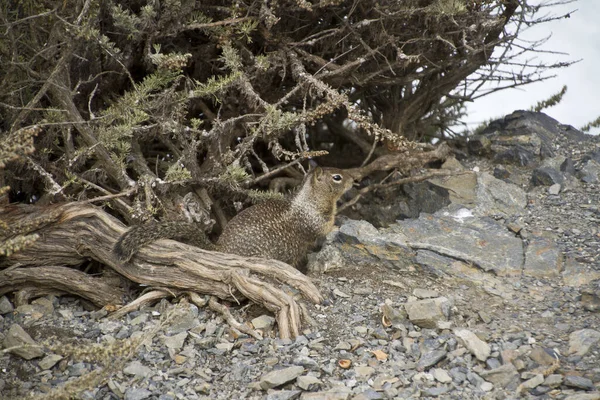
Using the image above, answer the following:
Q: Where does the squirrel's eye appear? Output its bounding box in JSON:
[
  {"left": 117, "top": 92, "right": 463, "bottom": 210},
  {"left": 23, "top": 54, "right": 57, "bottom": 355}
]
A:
[{"left": 332, "top": 174, "right": 343, "bottom": 182}]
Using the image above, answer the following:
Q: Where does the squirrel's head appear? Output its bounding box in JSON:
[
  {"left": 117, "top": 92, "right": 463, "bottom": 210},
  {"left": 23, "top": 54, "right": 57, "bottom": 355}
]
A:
[{"left": 309, "top": 166, "right": 354, "bottom": 200}]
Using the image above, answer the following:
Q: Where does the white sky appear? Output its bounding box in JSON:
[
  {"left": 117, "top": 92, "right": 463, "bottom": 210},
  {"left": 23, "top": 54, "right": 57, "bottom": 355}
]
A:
[{"left": 463, "top": 0, "right": 599, "bottom": 135}]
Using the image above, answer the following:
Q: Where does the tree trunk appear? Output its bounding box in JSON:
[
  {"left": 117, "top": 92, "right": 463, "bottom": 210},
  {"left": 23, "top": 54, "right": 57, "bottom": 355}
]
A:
[{"left": 0, "top": 203, "right": 323, "bottom": 339}]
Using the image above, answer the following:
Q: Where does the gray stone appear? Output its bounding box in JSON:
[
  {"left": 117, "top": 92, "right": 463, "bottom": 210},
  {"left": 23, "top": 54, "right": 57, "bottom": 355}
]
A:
[
  {"left": 529, "top": 347, "right": 558, "bottom": 365},
  {"left": 523, "top": 235, "right": 563, "bottom": 277},
  {"left": 422, "top": 386, "right": 452, "bottom": 397},
  {"left": 480, "top": 382, "right": 494, "bottom": 392},
  {"left": 0, "top": 296, "right": 14, "bottom": 314},
  {"left": 548, "top": 183, "right": 561, "bottom": 195},
  {"left": 431, "top": 368, "right": 452, "bottom": 383},
  {"left": 260, "top": 366, "right": 304, "bottom": 389},
  {"left": 394, "top": 213, "right": 523, "bottom": 276},
  {"left": 354, "top": 366, "right": 375, "bottom": 377},
  {"left": 568, "top": 329, "right": 600, "bottom": 356},
  {"left": 480, "top": 364, "right": 519, "bottom": 389},
  {"left": 562, "top": 257, "right": 600, "bottom": 287},
  {"left": 417, "top": 350, "right": 447, "bottom": 371},
  {"left": 564, "top": 375, "right": 595, "bottom": 390},
  {"left": 299, "top": 391, "right": 350, "bottom": 400},
  {"left": 252, "top": 314, "right": 276, "bottom": 330},
  {"left": 563, "top": 394, "right": 600, "bottom": 400},
  {"left": 474, "top": 172, "right": 528, "bottom": 217},
  {"left": 308, "top": 220, "right": 416, "bottom": 273},
  {"left": 428, "top": 172, "right": 527, "bottom": 217},
  {"left": 165, "top": 306, "right": 200, "bottom": 335},
  {"left": 412, "top": 288, "right": 439, "bottom": 299},
  {"left": 518, "top": 374, "right": 544, "bottom": 391},
  {"left": 296, "top": 375, "right": 321, "bottom": 390},
  {"left": 38, "top": 354, "right": 63, "bottom": 370},
  {"left": 581, "top": 289, "right": 600, "bottom": 312},
  {"left": 124, "top": 388, "right": 153, "bottom": 400},
  {"left": 543, "top": 374, "right": 563, "bottom": 388},
  {"left": 266, "top": 390, "right": 302, "bottom": 400},
  {"left": 404, "top": 297, "right": 451, "bottom": 329},
  {"left": 162, "top": 332, "right": 187, "bottom": 350},
  {"left": 531, "top": 166, "right": 564, "bottom": 186},
  {"left": 3, "top": 324, "right": 44, "bottom": 360},
  {"left": 578, "top": 160, "right": 600, "bottom": 183},
  {"left": 454, "top": 329, "right": 491, "bottom": 361},
  {"left": 123, "top": 361, "right": 154, "bottom": 378}
]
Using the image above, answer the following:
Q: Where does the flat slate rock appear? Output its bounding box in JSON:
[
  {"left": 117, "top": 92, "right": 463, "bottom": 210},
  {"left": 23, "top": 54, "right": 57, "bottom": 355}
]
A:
[{"left": 392, "top": 213, "right": 523, "bottom": 276}]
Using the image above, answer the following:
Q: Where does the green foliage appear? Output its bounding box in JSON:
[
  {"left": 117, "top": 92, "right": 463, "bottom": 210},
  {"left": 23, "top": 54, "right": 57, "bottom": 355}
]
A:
[
  {"left": 0, "top": 126, "right": 40, "bottom": 168},
  {"left": 529, "top": 85, "right": 567, "bottom": 112},
  {"left": 220, "top": 164, "right": 251, "bottom": 186},
  {"left": 428, "top": 0, "right": 467, "bottom": 15},
  {"left": 581, "top": 115, "right": 600, "bottom": 133},
  {"left": 165, "top": 162, "right": 192, "bottom": 183},
  {"left": 190, "top": 72, "right": 242, "bottom": 100}
]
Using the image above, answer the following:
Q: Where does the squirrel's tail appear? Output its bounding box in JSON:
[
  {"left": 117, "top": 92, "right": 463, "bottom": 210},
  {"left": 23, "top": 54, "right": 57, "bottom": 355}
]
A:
[{"left": 113, "top": 221, "right": 215, "bottom": 262}]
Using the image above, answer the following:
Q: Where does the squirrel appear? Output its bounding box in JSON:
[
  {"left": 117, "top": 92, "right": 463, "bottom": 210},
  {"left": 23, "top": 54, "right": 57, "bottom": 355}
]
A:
[{"left": 113, "top": 166, "right": 354, "bottom": 268}]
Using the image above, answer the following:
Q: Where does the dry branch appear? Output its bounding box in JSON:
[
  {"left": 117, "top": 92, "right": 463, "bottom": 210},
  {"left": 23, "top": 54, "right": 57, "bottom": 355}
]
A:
[{"left": 0, "top": 203, "right": 323, "bottom": 339}]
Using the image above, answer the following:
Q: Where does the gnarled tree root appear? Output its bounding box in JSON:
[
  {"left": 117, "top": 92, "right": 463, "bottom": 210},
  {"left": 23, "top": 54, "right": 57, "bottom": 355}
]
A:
[{"left": 0, "top": 203, "right": 323, "bottom": 339}]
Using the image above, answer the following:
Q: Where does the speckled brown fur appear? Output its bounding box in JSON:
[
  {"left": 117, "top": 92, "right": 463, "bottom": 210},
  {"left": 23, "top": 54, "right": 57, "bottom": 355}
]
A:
[{"left": 114, "top": 167, "right": 353, "bottom": 267}]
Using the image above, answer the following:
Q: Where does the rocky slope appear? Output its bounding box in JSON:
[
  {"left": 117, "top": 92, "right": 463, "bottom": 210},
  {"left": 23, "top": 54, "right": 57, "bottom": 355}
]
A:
[{"left": 1, "top": 111, "right": 599, "bottom": 400}]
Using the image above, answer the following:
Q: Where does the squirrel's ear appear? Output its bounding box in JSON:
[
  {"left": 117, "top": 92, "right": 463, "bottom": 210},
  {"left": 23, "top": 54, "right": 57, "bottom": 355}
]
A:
[{"left": 312, "top": 166, "right": 324, "bottom": 181}]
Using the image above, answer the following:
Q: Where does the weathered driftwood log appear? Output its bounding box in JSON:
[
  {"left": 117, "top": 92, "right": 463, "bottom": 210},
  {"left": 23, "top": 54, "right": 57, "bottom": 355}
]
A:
[{"left": 0, "top": 203, "right": 323, "bottom": 339}]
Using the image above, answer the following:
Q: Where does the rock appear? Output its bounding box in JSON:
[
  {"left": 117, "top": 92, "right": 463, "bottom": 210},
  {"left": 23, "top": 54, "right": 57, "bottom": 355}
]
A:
[
  {"left": 403, "top": 181, "right": 452, "bottom": 218},
  {"left": 468, "top": 135, "right": 492, "bottom": 156},
  {"left": 431, "top": 368, "right": 452, "bottom": 383},
  {"left": 529, "top": 347, "right": 558, "bottom": 365},
  {"left": 266, "top": 390, "right": 302, "bottom": 400},
  {"left": 562, "top": 257, "right": 600, "bottom": 287},
  {"left": 124, "top": 388, "right": 153, "bottom": 400},
  {"left": 38, "top": 354, "right": 63, "bottom": 370},
  {"left": 124, "top": 361, "right": 154, "bottom": 378},
  {"left": 480, "top": 363, "right": 519, "bottom": 389},
  {"left": 3, "top": 324, "right": 44, "bottom": 360},
  {"left": 412, "top": 288, "right": 439, "bottom": 299},
  {"left": 581, "top": 289, "right": 600, "bottom": 312},
  {"left": 309, "top": 220, "right": 415, "bottom": 273},
  {"left": 0, "top": 296, "right": 14, "bottom": 314},
  {"left": 543, "top": 374, "right": 563, "bottom": 388},
  {"left": 354, "top": 366, "right": 375, "bottom": 378},
  {"left": 252, "top": 315, "right": 276, "bottom": 330},
  {"left": 518, "top": 374, "right": 544, "bottom": 392},
  {"left": 578, "top": 160, "right": 600, "bottom": 183},
  {"left": 428, "top": 171, "right": 527, "bottom": 217},
  {"left": 563, "top": 394, "right": 600, "bottom": 400},
  {"left": 417, "top": 350, "right": 447, "bottom": 371},
  {"left": 422, "top": 386, "right": 452, "bottom": 397},
  {"left": 531, "top": 166, "right": 564, "bottom": 186},
  {"left": 162, "top": 332, "right": 187, "bottom": 350},
  {"left": 523, "top": 235, "right": 563, "bottom": 277},
  {"left": 299, "top": 391, "right": 350, "bottom": 400},
  {"left": 561, "top": 157, "right": 577, "bottom": 175},
  {"left": 454, "top": 329, "right": 491, "bottom": 361},
  {"left": 564, "top": 375, "right": 595, "bottom": 390},
  {"left": 548, "top": 183, "right": 561, "bottom": 195},
  {"left": 165, "top": 306, "right": 200, "bottom": 335},
  {"left": 404, "top": 297, "right": 451, "bottom": 329},
  {"left": 259, "top": 366, "right": 304, "bottom": 390},
  {"left": 394, "top": 213, "right": 523, "bottom": 276},
  {"left": 568, "top": 329, "right": 600, "bottom": 356},
  {"left": 31, "top": 297, "right": 54, "bottom": 315},
  {"left": 296, "top": 375, "right": 322, "bottom": 391}
]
